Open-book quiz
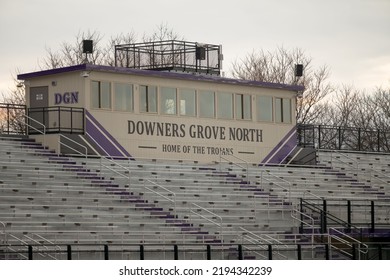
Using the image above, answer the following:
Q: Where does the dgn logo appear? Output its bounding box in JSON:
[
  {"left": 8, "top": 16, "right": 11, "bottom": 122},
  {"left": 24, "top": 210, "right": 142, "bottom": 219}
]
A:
[{"left": 55, "top": 92, "right": 79, "bottom": 105}]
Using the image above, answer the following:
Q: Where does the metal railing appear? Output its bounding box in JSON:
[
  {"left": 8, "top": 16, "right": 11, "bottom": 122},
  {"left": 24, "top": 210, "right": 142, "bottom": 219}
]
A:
[
  {"left": 328, "top": 227, "right": 368, "bottom": 259},
  {"left": 22, "top": 114, "right": 46, "bottom": 146},
  {"left": 219, "top": 153, "right": 249, "bottom": 181},
  {"left": 145, "top": 179, "right": 177, "bottom": 219},
  {"left": 58, "top": 134, "right": 87, "bottom": 158},
  {"left": 191, "top": 203, "right": 223, "bottom": 243}
]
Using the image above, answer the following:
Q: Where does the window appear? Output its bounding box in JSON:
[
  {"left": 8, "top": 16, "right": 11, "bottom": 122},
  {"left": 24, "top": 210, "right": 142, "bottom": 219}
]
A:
[
  {"left": 256, "top": 96, "right": 273, "bottom": 122},
  {"left": 199, "top": 90, "right": 215, "bottom": 118},
  {"left": 235, "top": 94, "right": 251, "bottom": 120},
  {"left": 91, "top": 81, "right": 111, "bottom": 109},
  {"left": 217, "top": 92, "right": 233, "bottom": 119},
  {"left": 160, "top": 87, "right": 177, "bottom": 115},
  {"left": 140, "top": 85, "right": 157, "bottom": 113},
  {"left": 114, "top": 83, "right": 133, "bottom": 111},
  {"left": 275, "top": 98, "right": 292, "bottom": 123},
  {"left": 283, "top": 98, "right": 292, "bottom": 123},
  {"left": 179, "top": 88, "right": 196, "bottom": 117}
]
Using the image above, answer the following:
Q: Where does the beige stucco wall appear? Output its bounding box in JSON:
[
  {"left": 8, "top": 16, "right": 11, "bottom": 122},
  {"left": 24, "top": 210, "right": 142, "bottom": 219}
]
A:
[{"left": 23, "top": 67, "right": 297, "bottom": 162}]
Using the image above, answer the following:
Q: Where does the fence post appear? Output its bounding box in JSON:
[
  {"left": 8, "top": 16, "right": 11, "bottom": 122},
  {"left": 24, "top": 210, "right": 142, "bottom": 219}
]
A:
[
  {"left": 297, "top": 244, "right": 302, "bottom": 260},
  {"left": 140, "top": 245, "right": 145, "bottom": 260},
  {"left": 358, "top": 128, "right": 361, "bottom": 151},
  {"left": 104, "top": 244, "right": 109, "bottom": 260},
  {"left": 173, "top": 245, "right": 179, "bottom": 260},
  {"left": 67, "top": 245, "right": 72, "bottom": 260},
  {"left": 237, "top": 244, "right": 243, "bottom": 260},
  {"left": 268, "top": 245, "right": 273, "bottom": 260},
  {"left": 322, "top": 199, "right": 327, "bottom": 233},
  {"left": 299, "top": 198, "right": 304, "bottom": 234},
  {"left": 371, "top": 201, "right": 375, "bottom": 233},
  {"left": 206, "top": 245, "right": 211, "bottom": 260},
  {"left": 318, "top": 125, "right": 321, "bottom": 149},
  {"left": 351, "top": 244, "right": 356, "bottom": 260},
  {"left": 28, "top": 245, "right": 33, "bottom": 260},
  {"left": 339, "top": 126, "right": 342, "bottom": 150},
  {"left": 347, "top": 200, "right": 352, "bottom": 231},
  {"left": 377, "top": 244, "right": 383, "bottom": 260},
  {"left": 325, "top": 244, "right": 330, "bottom": 260}
]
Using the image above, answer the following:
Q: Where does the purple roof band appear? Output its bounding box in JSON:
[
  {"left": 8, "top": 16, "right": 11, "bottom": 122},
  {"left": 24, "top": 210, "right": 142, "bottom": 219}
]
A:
[{"left": 17, "top": 64, "right": 305, "bottom": 92}]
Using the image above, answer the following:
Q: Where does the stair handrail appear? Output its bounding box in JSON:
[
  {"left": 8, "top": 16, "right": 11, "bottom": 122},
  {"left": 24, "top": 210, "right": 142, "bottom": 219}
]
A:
[
  {"left": 145, "top": 179, "right": 177, "bottom": 218},
  {"left": 328, "top": 227, "right": 369, "bottom": 259},
  {"left": 0, "top": 221, "right": 6, "bottom": 245},
  {"left": 303, "top": 190, "right": 323, "bottom": 200},
  {"left": 236, "top": 234, "right": 268, "bottom": 260},
  {"left": 239, "top": 227, "right": 288, "bottom": 259},
  {"left": 191, "top": 203, "right": 223, "bottom": 243},
  {"left": 30, "top": 233, "right": 62, "bottom": 257},
  {"left": 22, "top": 235, "right": 57, "bottom": 260},
  {"left": 99, "top": 156, "right": 132, "bottom": 187},
  {"left": 220, "top": 154, "right": 249, "bottom": 181},
  {"left": 7, "top": 234, "right": 42, "bottom": 260},
  {"left": 58, "top": 134, "right": 87, "bottom": 158},
  {"left": 260, "top": 170, "right": 292, "bottom": 202},
  {"left": 22, "top": 114, "right": 46, "bottom": 146},
  {"left": 291, "top": 207, "right": 316, "bottom": 246},
  {"left": 328, "top": 150, "right": 359, "bottom": 172}
]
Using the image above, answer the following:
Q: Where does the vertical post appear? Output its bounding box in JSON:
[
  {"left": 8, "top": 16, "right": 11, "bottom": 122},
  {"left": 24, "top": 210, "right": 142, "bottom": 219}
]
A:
[
  {"left": 206, "top": 245, "right": 211, "bottom": 260},
  {"left": 322, "top": 199, "right": 327, "bottom": 233},
  {"left": 28, "top": 245, "right": 33, "bottom": 260},
  {"left": 299, "top": 198, "right": 304, "bottom": 234},
  {"left": 7, "top": 104, "right": 10, "bottom": 134},
  {"left": 67, "top": 245, "right": 72, "bottom": 260},
  {"left": 70, "top": 107, "right": 73, "bottom": 133},
  {"left": 104, "top": 244, "right": 109, "bottom": 260},
  {"left": 351, "top": 244, "right": 356, "bottom": 260},
  {"left": 140, "top": 245, "right": 144, "bottom": 260},
  {"left": 325, "top": 244, "right": 330, "bottom": 260},
  {"left": 318, "top": 125, "right": 321, "bottom": 149},
  {"left": 358, "top": 128, "right": 361, "bottom": 151},
  {"left": 377, "top": 244, "right": 383, "bottom": 260},
  {"left": 297, "top": 244, "right": 302, "bottom": 260},
  {"left": 347, "top": 200, "right": 352, "bottom": 231},
  {"left": 268, "top": 244, "right": 273, "bottom": 260},
  {"left": 371, "top": 201, "right": 375, "bottom": 233},
  {"left": 173, "top": 245, "right": 179, "bottom": 260},
  {"left": 338, "top": 126, "right": 342, "bottom": 150},
  {"left": 237, "top": 244, "right": 243, "bottom": 260}
]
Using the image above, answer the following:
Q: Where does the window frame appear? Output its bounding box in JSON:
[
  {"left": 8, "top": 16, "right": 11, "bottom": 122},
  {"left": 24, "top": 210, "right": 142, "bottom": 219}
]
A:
[
  {"left": 114, "top": 82, "right": 134, "bottom": 112},
  {"left": 139, "top": 85, "right": 158, "bottom": 113},
  {"left": 91, "top": 80, "right": 112, "bottom": 110},
  {"left": 235, "top": 93, "right": 252, "bottom": 120}
]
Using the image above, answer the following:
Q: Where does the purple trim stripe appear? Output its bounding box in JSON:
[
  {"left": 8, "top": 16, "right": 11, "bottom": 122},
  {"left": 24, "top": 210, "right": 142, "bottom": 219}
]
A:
[
  {"left": 18, "top": 64, "right": 304, "bottom": 92},
  {"left": 86, "top": 110, "right": 132, "bottom": 158},
  {"left": 267, "top": 131, "right": 297, "bottom": 164},
  {"left": 261, "top": 126, "right": 296, "bottom": 164}
]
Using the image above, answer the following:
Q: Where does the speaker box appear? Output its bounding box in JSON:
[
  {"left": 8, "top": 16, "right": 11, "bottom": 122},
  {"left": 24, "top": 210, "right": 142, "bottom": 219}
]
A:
[
  {"left": 83, "top": 40, "right": 93, "bottom": 54},
  {"left": 295, "top": 64, "right": 303, "bottom": 77}
]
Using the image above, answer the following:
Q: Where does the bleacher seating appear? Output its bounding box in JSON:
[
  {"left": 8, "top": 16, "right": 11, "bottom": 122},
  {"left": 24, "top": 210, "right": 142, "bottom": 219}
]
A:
[{"left": 1, "top": 135, "right": 389, "bottom": 259}]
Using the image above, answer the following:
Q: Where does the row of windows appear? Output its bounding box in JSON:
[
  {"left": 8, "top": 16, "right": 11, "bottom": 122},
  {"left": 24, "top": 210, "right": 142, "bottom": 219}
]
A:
[{"left": 91, "top": 81, "right": 292, "bottom": 123}]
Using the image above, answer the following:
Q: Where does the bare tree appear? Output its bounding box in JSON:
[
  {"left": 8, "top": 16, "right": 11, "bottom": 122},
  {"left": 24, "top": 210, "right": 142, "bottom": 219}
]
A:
[
  {"left": 142, "top": 22, "right": 184, "bottom": 42},
  {"left": 39, "top": 30, "right": 106, "bottom": 69},
  {"left": 231, "top": 47, "right": 334, "bottom": 124},
  {"left": 0, "top": 72, "right": 27, "bottom": 134},
  {"left": 103, "top": 32, "right": 137, "bottom": 66}
]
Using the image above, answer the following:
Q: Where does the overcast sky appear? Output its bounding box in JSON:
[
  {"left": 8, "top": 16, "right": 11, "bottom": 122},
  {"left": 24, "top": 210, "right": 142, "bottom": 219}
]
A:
[{"left": 1, "top": 0, "right": 389, "bottom": 95}]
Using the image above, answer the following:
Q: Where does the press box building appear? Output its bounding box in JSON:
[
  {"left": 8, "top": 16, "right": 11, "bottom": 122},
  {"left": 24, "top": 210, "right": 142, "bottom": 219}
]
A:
[{"left": 17, "top": 40, "right": 304, "bottom": 164}]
